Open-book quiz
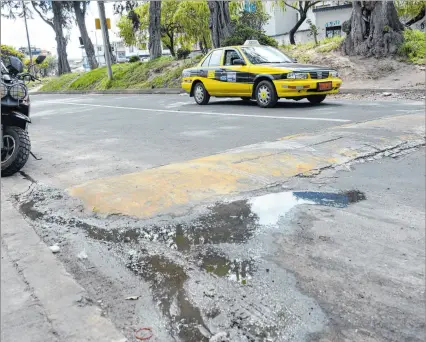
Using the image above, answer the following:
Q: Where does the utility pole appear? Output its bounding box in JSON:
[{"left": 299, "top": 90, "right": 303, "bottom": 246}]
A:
[
  {"left": 22, "top": 1, "right": 33, "bottom": 66},
  {"left": 97, "top": 1, "right": 113, "bottom": 80}
]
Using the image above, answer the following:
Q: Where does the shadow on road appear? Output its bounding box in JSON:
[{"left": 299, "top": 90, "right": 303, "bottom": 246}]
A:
[{"left": 207, "top": 99, "right": 344, "bottom": 109}]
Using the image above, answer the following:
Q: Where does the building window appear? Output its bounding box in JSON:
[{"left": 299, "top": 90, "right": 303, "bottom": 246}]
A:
[
  {"left": 129, "top": 46, "right": 134, "bottom": 53},
  {"left": 97, "top": 46, "right": 102, "bottom": 52},
  {"left": 326, "top": 26, "right": 342, "bottom": 37}
]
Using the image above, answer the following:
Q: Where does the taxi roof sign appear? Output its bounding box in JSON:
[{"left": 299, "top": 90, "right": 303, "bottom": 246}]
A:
[{"left": 243, "top": 40, "right": 261, "bottom": 46}]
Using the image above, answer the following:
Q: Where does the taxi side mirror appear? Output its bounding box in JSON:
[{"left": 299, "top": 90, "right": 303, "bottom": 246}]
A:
[{"left": 232, "top": 59, "right": 245, "bottom": 66}]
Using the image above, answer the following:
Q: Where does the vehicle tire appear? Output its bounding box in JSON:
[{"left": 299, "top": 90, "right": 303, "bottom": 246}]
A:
[
  {"left": 255, "top": 80, "right": 278, "bottom": 108},
  {"left": 241, "top": 97, "right": 252, "bottom": 102},
  {"left": 1, "top": 126, "right": 31, "bottom": 177},
  {"left": 193, "top": 82, "right": 210, "bottom": 105},
  {"left": 307, "top": 95, "right": 326, "bottom": 104}
]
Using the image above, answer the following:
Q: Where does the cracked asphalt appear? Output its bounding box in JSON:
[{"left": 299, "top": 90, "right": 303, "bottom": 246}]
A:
[{"left": 2, "top": 94, "right": 425, "bottom": 342}]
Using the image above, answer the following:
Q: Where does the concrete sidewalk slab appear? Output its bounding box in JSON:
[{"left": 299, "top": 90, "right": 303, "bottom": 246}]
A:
[
  {"left": 69, "top": 113, "right": 425, "bottom": 218},
  {"left": 1, "top": 194, "right": 127, "bottom": 342}
]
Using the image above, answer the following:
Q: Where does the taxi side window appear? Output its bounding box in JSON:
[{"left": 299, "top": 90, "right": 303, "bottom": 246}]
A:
[
  {"left": 201, "top": 53, "right": 212, "bottom": 67},
  {"left": 209, "top": 50, "right": 223, "bottom": 67},
  {"left": 224, "top": 50, "right": 242, "bottom": 66}
]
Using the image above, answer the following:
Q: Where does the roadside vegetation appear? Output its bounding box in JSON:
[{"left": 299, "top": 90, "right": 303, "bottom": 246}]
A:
[
  {"left": 39, "top": 57, "right": 198, "bottom": 92},
  {"left": 281, "top": 36, "right": 345, "bottom": 63},
  {"left": 398, "top": 29, "right": 426, "bottom": 65}
]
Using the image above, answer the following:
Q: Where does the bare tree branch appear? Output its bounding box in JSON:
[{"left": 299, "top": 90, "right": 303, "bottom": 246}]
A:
[
  {"left": 283, "top": 1, "right": 299, "bottom": 12},
  {"left": 31, "top": 1, "right": 53, "bottom": 28}
]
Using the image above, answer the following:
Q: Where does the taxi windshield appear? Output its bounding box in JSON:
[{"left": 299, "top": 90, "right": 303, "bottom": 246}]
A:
[{"left": 240, "top": 46, "right": 293, "bottom": 64}]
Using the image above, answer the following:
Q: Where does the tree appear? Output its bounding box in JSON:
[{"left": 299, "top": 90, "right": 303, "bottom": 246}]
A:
[
  {"left": 222, "top": 2, "right": 278, "bottom": 47},
  {"left": 1, "top": 0, "right": 30, "bottom": 19},
  {"left": 31, "top": 1, "right": 71, "bottom": 75},
  {"left": 149, "top": 1, "right": 162, "bottom": 59},
  {"left": 117, "top": 0, "right": 186, "bottom": 57},
  {"left": 208, "top": 1, "right": 233, "bottom": 48},
  {"left": 395, "top": 0, "right": 425, "bottom": 26},
  {"left": 175, "top": 1, "right": 211, "bottom": 54},
  {"left": 279, "top": 1, "right": 320, "bottom": 45},
  {"left": 342, "top": 1, "right": 405, "bottom": 58},
  {"left": 73, "top": 1, "right": 98, "bottom": 70},
  {"left": 307, "top": 19, "right": 319, "bottom": 46}
]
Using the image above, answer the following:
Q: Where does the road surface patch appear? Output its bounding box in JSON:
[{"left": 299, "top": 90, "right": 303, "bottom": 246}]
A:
[{"left": 69, "top": 114, "right": 425, "bottom": 218}]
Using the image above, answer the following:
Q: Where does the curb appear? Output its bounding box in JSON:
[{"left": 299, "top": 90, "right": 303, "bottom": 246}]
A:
[
  {"left": 30, "top": 88, "right": 424, "bottom": 96},
  {"left": 1, "top": 193, "right": 128, "bottom": 342}
]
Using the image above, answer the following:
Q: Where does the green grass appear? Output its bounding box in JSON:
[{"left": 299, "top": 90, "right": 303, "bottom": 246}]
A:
[
  {"left": 39, "top": 57, "right": 197, "bottom": 92},
  {"left": 398, "top": 29, "right": 426, "bottom": 65},
  {"left": 281, "top": 36, "right": 344, "bottom": 63},
  {"left": 39, "top": 73, "right": 81, "bottom": 91}
]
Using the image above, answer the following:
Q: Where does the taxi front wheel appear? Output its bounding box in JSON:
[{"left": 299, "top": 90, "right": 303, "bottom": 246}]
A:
[
  {"left": 193, "top": 82, "right": 210, "bottom": 105},
  {"left": 307, "top": 95, "right": 327, "bottom": 104},
  {"left": 255, "top": 81, "right": 278, "bottom": 108}
]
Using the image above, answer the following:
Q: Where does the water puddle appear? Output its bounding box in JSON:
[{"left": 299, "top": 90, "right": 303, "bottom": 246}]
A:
[
  {"left": 126, "top": 253, "right": 209, "bottom": 341},
  {"left": 75, "top": 190, "right": 365, "bottom": 249},
  {"left": 200, "top": 250, "right": 254, "bottom": 285},
  {"left": 249, "top": 190, "right": 366, "bottom": 226},
  {"left": 19, "top": 200, "right": 45, "bottom": 221}
]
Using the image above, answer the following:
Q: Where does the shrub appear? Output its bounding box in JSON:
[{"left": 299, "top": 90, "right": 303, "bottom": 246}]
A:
[
  {"left": 398, "top": 29, "right": 425, "bottom": 65},
  {"left": 177, "top": 48, "right": 191, "bottom": 60},
  {"left": 129, "top": 55, "right": 140, "bottom": 63},
  {"left": 1, "top": 45, "right": 24, "bottom": 59}
]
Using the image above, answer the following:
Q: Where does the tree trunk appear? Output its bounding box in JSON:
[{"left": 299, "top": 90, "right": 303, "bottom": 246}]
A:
[
  {"left": 51, "top": 2, "right": 70, "bottom": 75},
  {"left": 149, "top": 1, "right": 162, "bottom": 59},
  {"left": 208, "top": 1, "right": 232, "bottom": 48},
  {"left": 73, "top": 1, "right": 98, "bottom": 70},
  {"left": 202, "top": 35, "right": 209, "bottom": 54},
  {"left": 342, "top": 1, "right": 404, "bottom": 58},
  {"left": 98, "top": 1, "right": 115, "bottom": 64},
  {"left": 289, "top": 13, "right": 307, "bottom": 45}
]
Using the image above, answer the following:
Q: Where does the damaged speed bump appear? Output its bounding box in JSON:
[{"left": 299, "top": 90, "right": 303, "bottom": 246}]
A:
[{"left": 68, "top": 114, "right": 425, "bottom": 219}]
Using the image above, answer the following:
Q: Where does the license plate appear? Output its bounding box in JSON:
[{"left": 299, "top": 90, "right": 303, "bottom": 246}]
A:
[{"left": 317, "top": 81, "right": 332, "bottom": 91}]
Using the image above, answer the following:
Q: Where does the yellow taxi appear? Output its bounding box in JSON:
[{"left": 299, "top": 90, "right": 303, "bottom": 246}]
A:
[{"left": 181, "top": 40, "right": 342, "bottom": 108}]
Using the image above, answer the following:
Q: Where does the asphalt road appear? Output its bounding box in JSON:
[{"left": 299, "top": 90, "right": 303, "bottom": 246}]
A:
[
  {"left": 22, "top": 93, "right": 424, "bottom": 188},
  {"left": 2, "top": 94, "right": 425, "bottom": 342}
]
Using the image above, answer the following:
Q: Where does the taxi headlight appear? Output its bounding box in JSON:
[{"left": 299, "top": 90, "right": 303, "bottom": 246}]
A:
[
  {"left": 182, "top": 71, "right": 190, "bottom": 78},
  {"left": 330, "top": 71, "right": 339, "bottom": 77},
  {"left": 0, "top": 82, "right": 7, "bottom": 99},
  {"left": 9, "top": 83, "right": 27, "bottom": 100},
  {"left": 287, "top": 72, "right": 308, "bottom": 79}
]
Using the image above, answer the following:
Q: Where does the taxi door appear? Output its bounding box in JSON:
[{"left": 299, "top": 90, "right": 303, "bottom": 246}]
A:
[
  {"left": 219, "top": 48, "right": 251, "bottom": 96},
  {"left": 198, "top": 49, "right": 224, "bottom": 96}
]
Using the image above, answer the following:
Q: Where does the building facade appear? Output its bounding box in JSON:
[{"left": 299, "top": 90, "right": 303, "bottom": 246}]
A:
[{"left": 263, "top": 1, "right": 353, "bottom": 45}]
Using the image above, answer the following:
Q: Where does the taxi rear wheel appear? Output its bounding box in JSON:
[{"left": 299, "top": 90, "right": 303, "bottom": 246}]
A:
[
  {"left": 307, "top": 95, "right": 327, "bottom": 104},
  {"left": 193, "top": 82, "right": 210, "bottom": 105},
  {"left": 255, "top": 81, "right": 278, "bottom": 108}
]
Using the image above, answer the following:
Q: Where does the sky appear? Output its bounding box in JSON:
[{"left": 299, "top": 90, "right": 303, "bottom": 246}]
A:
[{"left": 1, "top": 2, "right": 121, "bottom": 59}]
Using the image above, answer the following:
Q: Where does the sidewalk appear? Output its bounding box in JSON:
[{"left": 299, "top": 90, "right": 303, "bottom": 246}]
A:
[{"left": 1, "top": 193, "right": 127, "bottom": 342}]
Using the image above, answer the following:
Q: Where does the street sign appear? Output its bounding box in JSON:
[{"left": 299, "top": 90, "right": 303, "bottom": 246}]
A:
[{"left": 95, "top": 18, "right": 111, "bottom": 30}]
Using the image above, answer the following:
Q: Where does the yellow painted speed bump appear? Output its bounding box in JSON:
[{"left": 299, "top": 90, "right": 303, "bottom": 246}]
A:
[{"left": 68, "top": 114, "right": 424, "bottom": 218}]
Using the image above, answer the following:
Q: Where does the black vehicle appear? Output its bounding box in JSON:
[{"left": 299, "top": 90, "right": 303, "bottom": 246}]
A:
[{"left": 1, "top": 55, "right": 45, "bottom": 176}]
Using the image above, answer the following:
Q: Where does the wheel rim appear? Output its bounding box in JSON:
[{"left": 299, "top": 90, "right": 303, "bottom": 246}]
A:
[
  {"left": 195, "top": 85, "right": 204, "bottom": 103},
  {"left": 1, "top": 135, "right": 16, "bottom": 164},
  {"left": 258, "top": 85, "right": 271, "bottom": 105}
]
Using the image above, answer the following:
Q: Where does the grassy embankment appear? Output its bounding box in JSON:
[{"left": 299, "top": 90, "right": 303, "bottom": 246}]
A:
[{"left": 38, "top": 30, "right": 425, "bottom": 92}]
